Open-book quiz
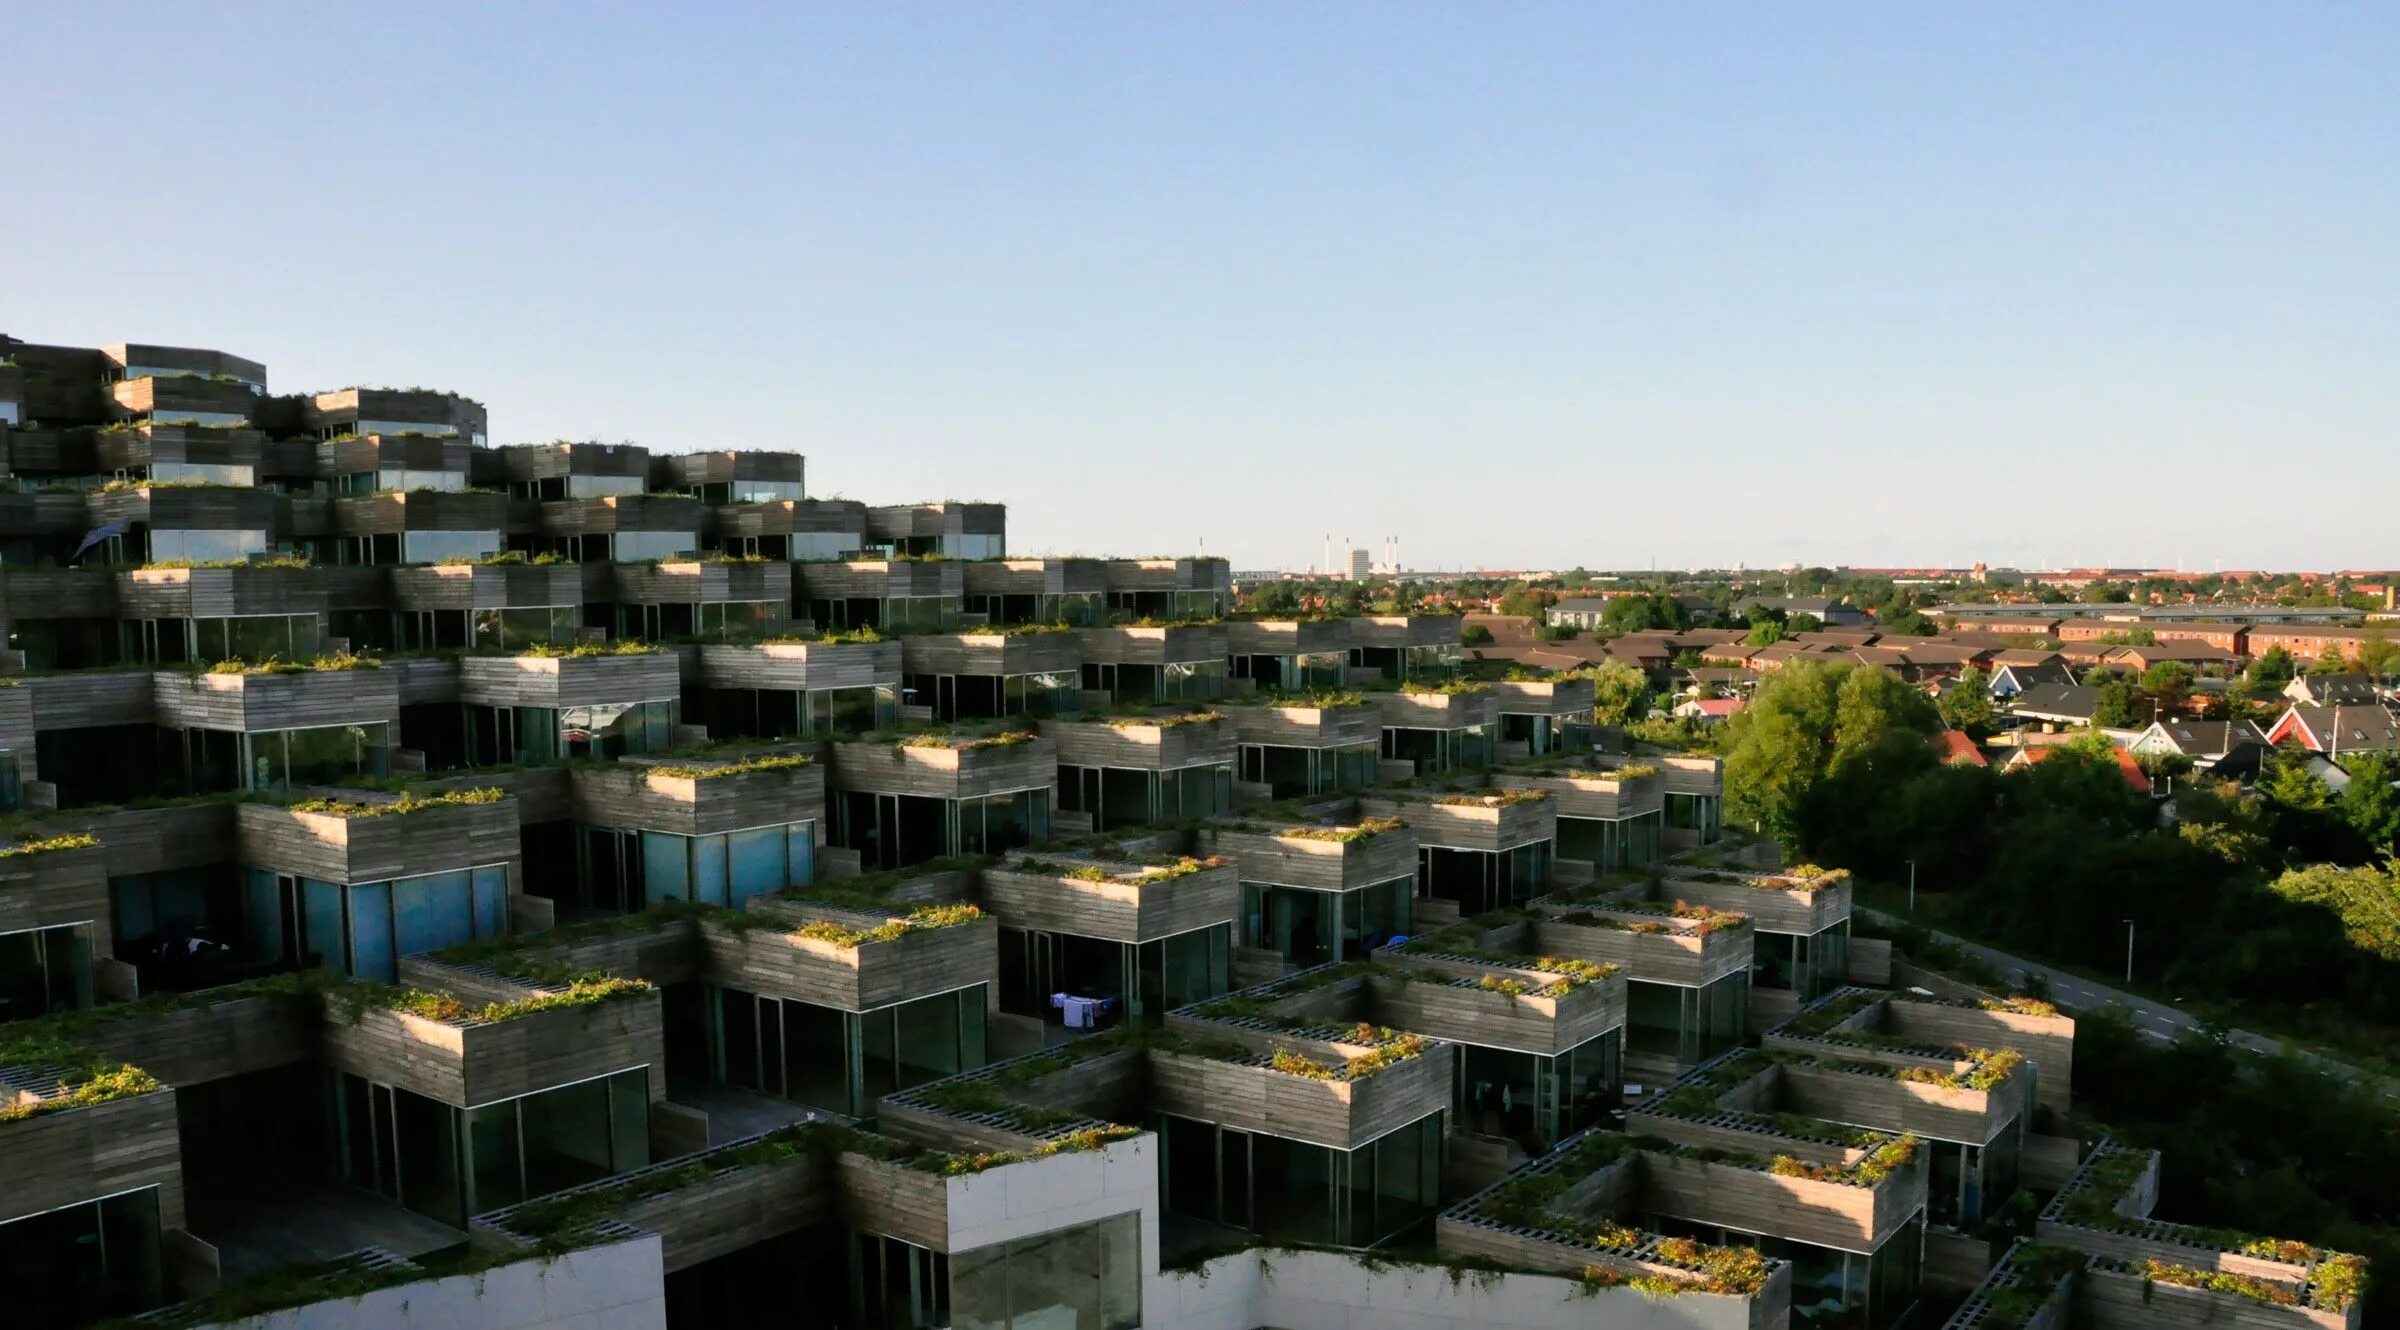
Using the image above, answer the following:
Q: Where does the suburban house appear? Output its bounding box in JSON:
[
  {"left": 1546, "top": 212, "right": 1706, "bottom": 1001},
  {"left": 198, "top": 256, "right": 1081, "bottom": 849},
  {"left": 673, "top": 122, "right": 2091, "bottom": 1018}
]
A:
[
  {"left": 2010, "top": 682, "right": 2103, "bottom": 727},
  {"left": 2264, "top": 704, "right": 2400, "bottom": 759},
  {"left": 1932, "top": 729, "right": 1988, "bottom": 767},
  {"left": 1732, "top": 594, "right": 1865, "bottom": 626},
  {"left": 2285, "top": 673, "right": 2382, "bottom": 707},
  {"left": 1986, "top": 652, "right": 2075, "bottom": 699},
  {"left": 2005, "top": 743, "right": 2154, "bottom": 793},
  {"left": 2126, "top": 718, "right": 2270, "bottom": 768}
]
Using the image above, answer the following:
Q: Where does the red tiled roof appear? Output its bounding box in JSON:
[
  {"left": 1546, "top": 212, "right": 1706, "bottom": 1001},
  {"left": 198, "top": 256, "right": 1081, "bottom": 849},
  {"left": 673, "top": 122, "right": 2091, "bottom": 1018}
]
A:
[{"left": 1932, "top": 730, "right": 1988, "bottom": 767}]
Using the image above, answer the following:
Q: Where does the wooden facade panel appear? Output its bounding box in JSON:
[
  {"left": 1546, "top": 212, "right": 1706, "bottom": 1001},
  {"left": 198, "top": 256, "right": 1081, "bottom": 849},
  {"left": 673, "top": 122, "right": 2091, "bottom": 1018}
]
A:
[
  {"left": 570, "top": 762, "right": 825, "bottom": 837},
  {"left": 25, "top": 670, "right": 156, "bottom": 731},
  {"left": 0, "top": 1090, "right": 184, "bottom": 1228},
  {"left": 1358, "top": 795, "right": 1555, "bottom": 853},
  {"left": 899, "top": 631, "right": 1082, "bottom": 679},
  {"left": 834, "top": 1151, "right": 953, "bottom": 1252},
  {"left": 0, "top": 843, "right": 113, "bottom": 958},
  {"left": 85, "top": 992, "right": 318, "bottom": 1088},
  {"left": 1888, "top": 1003, "right": 2076, "bottom": 1114},
  {"left": 234, "top": 799, "right": 520, "bottom": 885},
  {"left": 1223, "top": 701, "right": 1381, "bottom": 748},
  {"left": 455, "top": 652, "right": 683, "bottom": 710},
  {"left": 1, "top": 567, "right": 119, "bottom": 620},
  {"left": 1040, "top": 716, "right": 1234, "bottom": 771},
  {"left": 1201, "top": 825, "right": 1420, "bottom": 893},
  {"left": 152, "top": 667, "right": 402, "bottom": 733},
  {"left": 1075, "top": 625, "right": 1230, "bottom": 666},
  {"left": 693, "top": 640, "right": 902, "bottom": 692},
  {"left": 828, "top": 736, "right": 1056, "bottom": 802},
  {"left": 387, "top": 564, "right": 584, "bottom": 612}
]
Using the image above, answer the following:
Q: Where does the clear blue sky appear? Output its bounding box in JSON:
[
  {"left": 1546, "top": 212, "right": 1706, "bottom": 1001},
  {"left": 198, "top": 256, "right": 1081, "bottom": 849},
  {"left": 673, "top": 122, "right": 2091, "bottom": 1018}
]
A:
[{"left": 5, "top": 5, "right": 2394, "bottom": 572}]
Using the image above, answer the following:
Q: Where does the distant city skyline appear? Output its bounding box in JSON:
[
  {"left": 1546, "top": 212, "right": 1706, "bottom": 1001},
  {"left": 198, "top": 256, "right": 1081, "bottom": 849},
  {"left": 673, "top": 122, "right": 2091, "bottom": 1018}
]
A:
[{"left": 6, "top": 4, "right": 2393, "bottom": 570}]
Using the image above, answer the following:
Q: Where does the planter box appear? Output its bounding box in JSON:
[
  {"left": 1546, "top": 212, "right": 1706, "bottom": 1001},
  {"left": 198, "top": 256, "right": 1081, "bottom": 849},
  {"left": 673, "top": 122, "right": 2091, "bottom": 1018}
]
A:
[
  {"left": 835, "top": 1148, "right": 957, "bottom": 1250},
  {"left": 1656, "top": 755, "right": 1724, "bottom": 797},
  {"left": 978, "top": 859, "right": 1236, "bottom": 943},
  {"left": 611, "top": 560, "right": 791, "bottom": 605},
  {"left": 1040, "top": 714, "right": 1234, "bottom": 771},
  {"left": 535, "top": 493, "right": 706, "bottom": 536},
  {"left": 24, "top": 669, "right": 156, "bottom": 730},
  {"left": 1498, "top": 768, "right": 1664, "bottom": 821},
  {"left": 319, "top": 985, "right": 665, "bottom": 1109},
  {"left": 1352, "top": 614, "right": 1462, "bottom": 648},
  {"left": 114, "top": 565, "right": 328, "bottom": 620},
  {"left": 796, "top": 559, "right": 963, "bottom": 601},
  {"left": 479, "top": 1142, "right": 834, "bottom": 1275},
  {"left": 1359, "top": 794, "right": 1554, "bottom": 853},
  {"left": 0, "top": 1087, "right": 183, "bottom": 1227},
  {"left": 0, "top": 566, "right": 119, "bottom": 619},
  {"left": 387, "top": 562, "right": 583, "bottom": 612},
  {"left": 1888, "top": 999, "right": 2076, "bottom": 1115},
  {"left": 235, "top": 797, "right": 519, "bottom": 884},
  {"left": 1076, "top": 624, "right": 1230, "bottom": 665},
  {"left": 694, "top": 639, "right": 901, "bottom": 692},
  {"left": 1101, "top": 557, "right": 1228, "bottom": 595},
  {"left": 712, "top": 497, "right": 867, "bottom": 542},
  {"left": 84, "top": 988, "right": 318, "bottom": 1088},
  {"left": 963, "top": 557, "right": 1110, "bottom": 599},
  {"left": 1638, "top": 1144, "right": 1924, "bottom": 1256},
  {"left": 1222, "top": 700, "right": 1381, "bottom": 748},
  {"left": 829, "top": 734, "right": 1056, "bottom": 802},
  {"left": 0, "top": 840, "right": 110, "bottom": 952},
  {"left": 1366, "top": 962, "right": 1625, "bottom": 1057},
  {"left": 331, "top": 490, "right": 507, "bottom": 536},
  {"left": 1491, "top": 678, "right": 1596, "bottom": 718},
  {"left": 89, "top": 484, "right": 278, "bottom": 533},
  {"left": 1146, "top": 1040, "right": 1454, "bottom": 1151},
  {"left": 455, "top": 651, "right": 682, "bottom": 709},
  {"left": 1532, "top": 908, "right": 1753, "bottom": 989},
  {"left": 1655, "top": 870, "right": 1852, "bottom": 937},
  {"left": 1778, "top": 1059, "right": 2025, "bottom": 1147},
  {"left": 1432, "top": 1216, "right": 1789, "bottom": 1329},
  {"left": 572, "top": 758, "right": 824, "bottom": 837},
  {"left": 1224, "top": 618, "right": 1354, "bottom": 656},
  {"left": 151, "top": 665, "right": 400, "bottom": 733},
  {"left": 699, "top": 910, "right": 998, "bottom": 1012},
  {"left": 898, "top": 630, "right": 1082, "bottom": 678},
  {"left": 1201, "top": 823, "right": 1419, "bottom": 893},
  {"left": 2078, "top": 1261, "right": 2353, "bottom": 1330},
  {"left": 1367, "top": 688, "right": 1499, "bottom": 731}
]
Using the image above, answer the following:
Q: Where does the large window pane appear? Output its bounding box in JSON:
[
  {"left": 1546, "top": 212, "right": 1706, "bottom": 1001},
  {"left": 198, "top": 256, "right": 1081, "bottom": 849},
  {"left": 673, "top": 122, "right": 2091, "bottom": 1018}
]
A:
[
  {"left": 643, "top": 832, "right": 691, "bottom": 906},
  {"left": 348, "top": 881, "right": 394, "bottom": 982},
  {"left": 467, "top": 1100, "right": 524, "bottom": 1215},
  {"left": 729, "top": 826, "right": 784, "bottom": 905},
  {"left": 693, "top": 833, "right": 730, "bottom": 906},
  {"left": 392, "top": 870, "right": 473, "bottom": 957},
  {"left": 520, "top": 1076, "right": 616, "bottom": 1199}
]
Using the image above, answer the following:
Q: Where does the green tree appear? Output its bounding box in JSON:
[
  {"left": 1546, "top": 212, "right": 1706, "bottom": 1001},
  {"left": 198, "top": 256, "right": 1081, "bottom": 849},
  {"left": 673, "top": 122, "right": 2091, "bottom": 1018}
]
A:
[
  {"left": 1939, "top": 667, "right": 2000, "bottom": 739},
  {"left": 1585, "top": 659, "right": 1652, "bottom": 727},
  {"left": 1495, "top": 586, "right": 1548, "bottom": 619},
  {"left": 1248, "top": 582, "right": 1301, "bottom": 615},
  {"left": 1671, "top": 648, "right": 1705, "bottom": 670},
  {"left": 2316, "top": 642, "right": 2355, "bottom": 674},
  {"left": 2359, "top": 636, "right": 2399, "bottom": 679},
  {"left": 2248, "top": 646, "right": 2297, "bottom": 687},
  {"left": 1745, "top": 618, "right": 1787, "bottom": 647},
  {"left": 1460, "top": 623, "right": 1494, "bottom": 646},
  {"left": 2091, "top": 675, "right": 2140, "bottom": 728},
  {"left": 1721, "top": 659, "right": 1842, "bottom": 846},
  {"left": 2340, "top": 751, "right": 2400, "bottom": 856},
  {"left": 2263, "top": 749, "right": 2334, "bottom": 814},
  {"left": 1601, "top": 593, "right": 1686, "bottom": 635},
  {"left": 1788, "top": 612, "right": 1824, "bottom": 634}
]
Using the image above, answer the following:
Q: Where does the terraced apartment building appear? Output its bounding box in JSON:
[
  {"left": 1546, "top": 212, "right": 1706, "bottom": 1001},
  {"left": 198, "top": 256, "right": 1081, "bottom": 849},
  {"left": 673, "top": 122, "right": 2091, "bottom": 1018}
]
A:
[{"left": 0, "top": 335, "right": 2358, "bottom": 1330}]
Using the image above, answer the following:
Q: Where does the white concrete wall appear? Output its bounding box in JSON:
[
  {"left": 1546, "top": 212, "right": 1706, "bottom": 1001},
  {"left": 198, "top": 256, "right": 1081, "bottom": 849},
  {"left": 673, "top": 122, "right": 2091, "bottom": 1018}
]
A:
[
  {"left": 947, "top": 1134, "right": 1160, "bottom": 1261},
  {"left": 184, "top": 1237, "right": 666, "bottom": 1330},
  {"left": 1149, "top": 1248, "right": 1758, "bottom": 1330}
]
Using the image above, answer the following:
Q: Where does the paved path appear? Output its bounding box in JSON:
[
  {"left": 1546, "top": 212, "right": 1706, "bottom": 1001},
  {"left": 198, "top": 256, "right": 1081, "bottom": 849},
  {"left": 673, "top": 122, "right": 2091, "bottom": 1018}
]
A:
[{"left": 1860, "top": 906, "right": 2395, "bottom": 1097}]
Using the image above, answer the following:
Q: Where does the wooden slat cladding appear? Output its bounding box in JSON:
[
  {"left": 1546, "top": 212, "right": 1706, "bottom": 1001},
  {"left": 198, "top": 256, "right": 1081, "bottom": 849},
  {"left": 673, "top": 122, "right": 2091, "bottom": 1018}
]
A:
[
  {"left": 834, "top": 1150, "right": 953, "bottom": 1251},
  {"left": 1638, "top": 1145, "right": 1923, "bottom": 1256},
  {"left": 115, "top": 566, "right": 330, "bottom": 619},
  {"left": 1492, "top": 677, "right": 1598, "bottom": 717},
  {"left": 0, "top": 685, "right": 34, "bottom": 767},
  {"left": 1200, "top": 824, "right": 1420, "bottom": 892},
  {"left": 84, "top": 991, "right": 319, "bottom": 1088},
  {"left": 0, "top": 567, "right": 120, "bottom": 620},
  {"left": 1146, "top": 1041, "right": 1453, "bottom": 1152},
  {"left": 0, "top": 1090, "right": 185, "bottom": 1227},
  {"left": 537, "top": 494, "right": 706, "bottom": 536},
  {"left": 331, "top": 491, "right": 509, "bottom": 535},
  {"left": 319, "top": 988, "right": 666, "bottom": 1109},
  {"left": 1497, "top": 769, "right": 1664, "bottom": 820},
  {"left": 796, "top": 559, "right": 965, "bottom": 601},
  {"left": 22, "top": 803, "right": 240, "bottom": 878},
  {"left": 456, "top": 651, "right": 682, "bottom": 709},
  {"left": 571, "top": 761, "right": 825, "bottom": 837},
  {"left": 386, "top": 656, "right": 462, "bottom": 705},
  {"left": 0, "top": 493, "right": 98, "bottom": 536},
  {"left": 829, "top": 735, "right": 1056, "bottom": 802},
  {"left": 1655, "top": 754, "right": 1725, "bottom": 797},
  {"left": 388, "top": 563, "right": 583, "bottom": 612},
  {"left": 234, "top": 798, "right": 520, "bottom": 884},
  {"left": 1039, "top": 715, "right": 1234, "bottom": 771},
  {"left": 321, "top": 434, "right": 472, "bottom": 478},
  {"left": 865, "top": 502, "right": 1004, "bottom": 543},
  {"left": 0, "top": 842, "right": 112, "bottom": 954},
  {"left": 610, "top": 561, "right": 790, "bottom": 605},
  {"left": 694, "top": 640, "right": 901, "bottom": 692},
  {"left": 1358, "top": 794, "right": 1555, "bottom": 853},
  {"left": 1778, "top": 1059, "right": 2024, "bottom": 1147},
  {"left": 1365, "top": 966, "right": 1626, "bottom": 1058},
  {"left": 1222, "top": 700, "right": 1381, "bottom": 748},
  {"left": 712, "top": 498, "right": 867, "bottom": 540},
  {"left": 1100, "top": 557, "right": 1230, "bottom": 594},
  {"left": 1075, "top": 624, "right": 1230, "bottom": 666},
  {"left": 25, "top": 670, "right": 156, "bottom": 730},
  {"left": 962, "top": 558, "right": 1109, "bottom": 598},
  {"left": 89, "top": 484, "right": 280, "bottom": 532},
  {"left": 1352, "top": 614, "right": 1463, "bottom": 648},
  {"left": 1654, "top": 872, "right": 1852, "bottom": 937},
  {"left": 152, "top": 665, "right": 401, "bottom": 732},
  {"left": 1223, "top": 618, "right": 1353, "bottom": 655},
  {"left": 898, "top": 631, "right": 1082, "bottom": 678},
  {"left": 489, "top": 441, "right": 650, "bottom": 483},
  {"left": 1886, "top": 1001, "right": 2075, "bottom": 1114},
  {"left": 616, "top": 1151, "right": 832, "bottom": 1273},
  {"left": 697, "top": 913, "right": 997, "bottom": 1013},
  {"left": 94, "top": 424, "right": 266, "bottom": 473},
  {"left": 110, "top": 375, "right": 258, "bottom": 422},
  {"left": 1529, "top": 911, "right": 1755, "bottom": 990},
  {"left": 1367, "top": 688, "right": 1499, "bottom": 731},
  {"left": 658, "top": 450, "right": 808, "bottom": 488},
  {"left": 977, "top": 861, "right": 1236, "bottom": 944}
]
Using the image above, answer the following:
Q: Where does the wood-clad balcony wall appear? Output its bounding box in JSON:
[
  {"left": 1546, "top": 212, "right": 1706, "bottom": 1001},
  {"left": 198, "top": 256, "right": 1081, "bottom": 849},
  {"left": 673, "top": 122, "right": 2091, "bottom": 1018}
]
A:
[
  {"left": 0, "top": 685, "right": 35, "bottom": 774},
  {"left": 865, "top": 501, "right": 1005, "bottom": 543},
  {"left": 387, "top": 563, "right": 585, "bottom": 611},
  {"left": 610, "top": 559, "right": 791, "bottom": 606},
  {"left": 0, "top": 566, "right": 120, "bottom": 622},
  {"left": 898, "top": 630, "right": 1084, "bottom": 678},
  {"left": 0, "top": 493, "right": 101, "bottom": 539},
  {"left": 94, "top": 423, "right": 266, "bottom": 473},
  {"left": 977, "top": 859, "right": 1237, "bottom": 944},
  {"left": 536, "top": 493, "right": 706, "bottom": 536},
  {"left": 1528, "top": 908, "right": 1754, "bottom": 989},
  {"left": 476, "top": 1132, "right": 835, "bottom": 1275},
  {"left": 1637, "top": 1144, "right": 1926, "bottom": 1256},
  {"left": 1357, "top": 793, "right": 1555, "bottom": 853},
  {"left": 1367, "top": 687, "right": 1498, "bottom": 733},
  {"left": 657, "top": 449, "right": 808, "bottom": 488},
  {"left": 1353, "top": 614, "right": 1463, "bottom": 648},
  {"left": 796, "top": 558, "right": 965, "bottom": 602},
  {"left": 834, "top": 1148, "right": 957, "bottom": 1251},
  {"left": 486, "top": 441, "right": 651, "bottom": 484},
  {"left": 81, "top": 989, "right": 319, "bottom": 1089},
  {"left": 1076, "top": 624, "right": 1230, "bottom": 665},
  {"left": 2075, "top": 1262, "right": 2355, "bottom": 1330},
  {"left": 828, "top": 734, "right": 1057, "bottom": 801},
  {"left": 1497, "top": 768, "right": 1665, "bottom": 821},
  {"left": 1655, "top": 754, "right": 1725, "bottom": 798},
  {"left": 0, "top": 841, "right": 112, "bottom": 956},
  {"left": 1223, "top": 617, "right": 1354, "bottom": 656},
  {"left": 571, "top": 758, "right": 825, "bottom": 838},
  {"left": 455, "top": 650, "right": 683, "bottom": 709},
  {"left": 89, "top": 484, "right": 280, "bottom": 533},
  {"left": 1102, "top": 557, "right": 1231, "bottom": 594},
  {"left": 1887, "top": 1000, "right": 2076, "bottom": 1114},
  {"left": 233, "top": 797, "right": 521, "bottom": 885},
  {"left": 304, "top": 388, "right": 486, "bottom": 440},
  {"left": 1222, "top": 698, "right": 1381, "bottom": 748},
  {"left": 151, "top": 665, "right": 402, "bottom": 732},
  {"left": 114, "top": 565, "right": 330, "bottom": 620},
  {"left": 29, "top": 803, "right": 238, "bottom": 880},
  {"left": 384, "top": 656, "right": 462, "bottom": 705},
  {"left": 318, "top": 985, "right": 667, "bottom": 1109},
  {"left": 1364, "top": 962, "right": 1626, "bottom": 1058},
  {"left": 962, "top": 558, "right": 1109, "bottom": 598},
  {"left": 1146, "top": 1040, "right": 1455, "bottom": 1152},
  {"left": 103, "top": 343, "right": 266, "bottom": 385},
  {"left": 0, "top": 1088, "right": 185, "bottom": 1228},
  {"left": 1434, "top": 1211, "right": 1790, "bottom": 1330},
  {"left": 711, "top": 497, "right": 867, "bottom": 541},
  {"left": 1653, "top": 871, "right": 1853, "bottom": 937},
  {"left": 1199, "top": 823, "right": 1420, "bottom": 892},
  {"left": 331, "top": 490, "right": 509, "bottom": 535},
  {"left": 24, "top": 669, "right": 156, "bottom": 730},
  {"left": 697, "top": 908, "right": 999, "bottom": 1013},
  {"left": 1491, "top": 677, "right": 1597, "bottom": 718},
  {"left": 692, "top": 639, "right": 902, "bottom": 692},
  {"left": 1040, "top": 714, "right": 1235, "bottom": 771},
  {"left": 319, "top": 433, "right": 473, "bottom": 478},
  {"left": 1776, "top": 1058, "right": 2026, "bottom": 1147},
  {"left": 109, "top": 374, "right": 259, "bottom": 422}
]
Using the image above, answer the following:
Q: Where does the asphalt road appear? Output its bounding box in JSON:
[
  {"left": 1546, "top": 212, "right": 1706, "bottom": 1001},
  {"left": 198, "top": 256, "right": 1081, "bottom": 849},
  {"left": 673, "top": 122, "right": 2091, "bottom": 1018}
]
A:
[{"left": 1860, "top": 906, "right": 2394, "bottom": 1096}]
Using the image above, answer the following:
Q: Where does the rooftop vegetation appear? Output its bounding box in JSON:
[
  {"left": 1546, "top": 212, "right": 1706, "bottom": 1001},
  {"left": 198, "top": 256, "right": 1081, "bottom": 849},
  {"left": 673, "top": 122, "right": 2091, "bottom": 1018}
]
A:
[
  {"left": 644, "top": 752, "right": 814, "bottom": 780},
  {"left": 518, "top": 638, "right": 659, "bottom": 657},
  {"left": 202, "top": 651, "right": 380, "bottom": 675},
  {"left": 286, "top": 787, "right": 504, "bottom": 818},
  {"left": 0, "top": 1032, "right": 160, "bottom": 1123},
  {"left": 793, "top": 902, "right": 986, "bottom": 948}
]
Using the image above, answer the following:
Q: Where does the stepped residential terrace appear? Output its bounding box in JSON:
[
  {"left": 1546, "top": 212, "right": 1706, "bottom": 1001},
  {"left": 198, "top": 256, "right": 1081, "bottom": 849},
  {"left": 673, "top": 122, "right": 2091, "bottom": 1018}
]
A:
[{"left": 0, "top": 327, "right": 2357, "bottom": 1330}]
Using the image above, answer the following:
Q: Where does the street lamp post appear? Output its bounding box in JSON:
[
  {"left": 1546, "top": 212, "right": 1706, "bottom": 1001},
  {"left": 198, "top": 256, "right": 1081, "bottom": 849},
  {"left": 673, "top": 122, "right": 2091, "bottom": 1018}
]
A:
[
  {"left": 2122, "top": 918, "right": 2135, "bottom": 984},
  {"left": 1908, "top": 860, "right": 1917, "bottom": 913}
]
